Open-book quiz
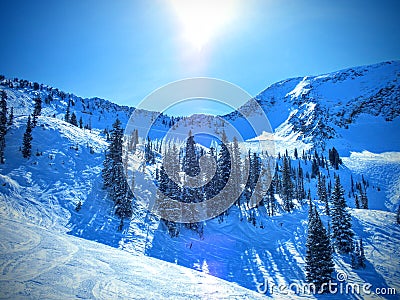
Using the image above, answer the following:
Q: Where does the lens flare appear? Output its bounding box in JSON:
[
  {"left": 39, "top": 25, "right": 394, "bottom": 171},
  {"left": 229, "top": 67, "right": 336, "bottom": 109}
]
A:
[{"left": 170, "top": 0, "right": 239, "bottom": 50}]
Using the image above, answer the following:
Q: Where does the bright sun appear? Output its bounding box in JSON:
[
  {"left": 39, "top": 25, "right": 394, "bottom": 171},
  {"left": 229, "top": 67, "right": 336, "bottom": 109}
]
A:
[{"left": 170, "top": 0, "right": 239, "bottom": 50}]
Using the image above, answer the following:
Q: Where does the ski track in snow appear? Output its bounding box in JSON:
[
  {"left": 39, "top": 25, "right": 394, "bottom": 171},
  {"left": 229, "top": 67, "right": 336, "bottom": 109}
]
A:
[{"left": 0, "top": 217, "right": 265, "bottom": 300}]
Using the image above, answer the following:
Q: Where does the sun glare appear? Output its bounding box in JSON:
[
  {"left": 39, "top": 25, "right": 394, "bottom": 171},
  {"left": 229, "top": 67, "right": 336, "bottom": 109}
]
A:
[{"left": 170, "top": 0, "right": 238, "bottom": 50}]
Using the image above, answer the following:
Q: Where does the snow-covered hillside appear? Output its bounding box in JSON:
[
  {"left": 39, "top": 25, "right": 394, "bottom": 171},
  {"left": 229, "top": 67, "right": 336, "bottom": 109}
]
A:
[
  {"left": 227, "top": 60, "right": 400, "bottom": 154},
  {"left": 0, "top": 77, "right": 175, "bottom": 135},
  {"left": 0, "top": 115, "right": 267, "bottom": 299},
  {"left": 0, "top": 61, "right": 399, "bottom": 299},
  {"left": 0, "top": 216, "right": 264, "bottom": 300}
]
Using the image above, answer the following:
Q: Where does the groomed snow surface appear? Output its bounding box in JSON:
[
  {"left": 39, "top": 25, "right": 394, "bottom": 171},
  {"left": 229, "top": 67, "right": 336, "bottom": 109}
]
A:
[{"left": 0, "top": 217, "right": 265, "bottom": 300}]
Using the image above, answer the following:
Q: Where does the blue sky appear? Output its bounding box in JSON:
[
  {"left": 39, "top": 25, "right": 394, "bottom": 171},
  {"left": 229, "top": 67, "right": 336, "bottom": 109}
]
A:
[{"left": 1, "top": 0, "right": 399, "bottom": 114}]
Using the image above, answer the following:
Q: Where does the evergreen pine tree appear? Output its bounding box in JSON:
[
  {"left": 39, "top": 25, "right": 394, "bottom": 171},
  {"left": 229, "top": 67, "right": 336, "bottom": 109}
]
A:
[
  {"left": 294, "top": 148, "right": 298, "bottom": 159},
  {"left": 297, "top": 161, "right": 305, "bottom": 203},
  {"left": 351, "top": 251, "right": 356, "bottom": 268},
  {"left": 331, "top": 175, "right": 354, "bottom": 253},
  {"left": 79, "top": 116, "right": 83, "bottom": 129},
  {"left": 355, "top": 194, "right": 360, "bottom": 209},
  {"left": 130, "top": 172, "right": 135, "bottom": 193},
  {"left": 113, "top": 163, "right": 133, "bottom": 218},
  {"left": 109, "top": 119, "right": 123, "bottom": 163},
  {"left": 204, "top": 146, "right": 218, "bottom": 200},
  {"left": 273, "top": 163, "right": 280, "bottom": 194},
  {"left": 266, "top": 179, "right": 275, "bottom": 216},
  {"left": 360, "top": 187, "right": 368, "bottom": 209},
  {"left": 70, "top": 112, "right": 78, "bottom": 126},
  {"left": 231, "top": 136, "right": 242, "bottom": 205},
  {"left": 318, "top": 174, "right": 329, "bottom": 215},
  {"left": 251, "top": 163, "right": 264, "bottom": 209},
  {"left": 305, "top": 205, "right": 334, "bottom": 291},
  {"left": 183, "top": 130, "right": 200, "bottom": 177},
  {"left": 157, "top": 163, "right": 179, "bottom": 236},
  {"left": 170, "top": 144, "right": 182, "bottom": 198},
  {"left": 329, "top": 147, "right": 342, "bottom": 170},
  {"left": 157, "top": 143, "right": 182, "bottom": 217},
  {"left": 241, "top": 152, "right": 252, "bottom": 207},
  {"left": 358, "top": 238, "right": 366, "bottom": 268},
  {"left": 321, "top": 155, "right": 326, "bottom": 169},
  {"left": 158, "top": 165, "right": 168, "bottom": 194},
  {"left": 144, "top": 136, "right": 154, "bottom": 164},
  {"left": 351, "top": 175, "right": 355, "bottom": 196},
  {"left": 32, "top": 96, "right": 42, "bottom": 127},
  {"left": 22, "top": 116, "right": 33, "bottom": 158},
  {"left": 65, "top": 101, "right": 70, "bottom": 123},
  {"left": 311, "top": 157, "right": 319, "bottom": 178},
  {"left": 327, "top": 180, "right": 332, "bottom": 198},
  {"left": 293, "top": 167, "right": 299, "bottom": 206},
  {"left": 249, "top": 153, "right": 261, "bottom": 193},
  {"left": 352, "top": 240, "right": 360, "bottom": 268},
  {"left": 327, "top": 220, "right": 331, "bottom": 239},
  {"left": 102, "top": 118, "right": 132, "bottom": 219},
  {"left": 281, "top": 156, "right": 294, "bottom": 212},
  {"left": 216, "top": 131, "right": 231, "bottom": 193},
  {"left": 0, "top": 90, "right": 7, "bottom": 163},
  {"left": 308, "top": 197, "right": 313, "bottom": 216}
]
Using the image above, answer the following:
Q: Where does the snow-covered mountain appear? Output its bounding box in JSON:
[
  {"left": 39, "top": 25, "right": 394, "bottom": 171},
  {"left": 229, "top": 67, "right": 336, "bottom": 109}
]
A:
[
  {"left": 233, "top": 61, "right": 400, "bottom": 154},
  {"left": 2, "top": 61, "right": 399, "bottom": 152},
  {"left": 0, "top": 61, "right": 399, "bottom": 299}
]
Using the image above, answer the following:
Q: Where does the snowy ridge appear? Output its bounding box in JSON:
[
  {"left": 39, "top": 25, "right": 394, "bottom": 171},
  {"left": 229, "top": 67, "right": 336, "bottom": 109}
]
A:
[
  {"left": 225, "top": 60, "right": 400, "bottom": 154},
  {"left": 2, "top": 61, "right": 400, "bottom": 152},
  {"left": 0, "top": 78, "right": 173, "bottom": 133}
]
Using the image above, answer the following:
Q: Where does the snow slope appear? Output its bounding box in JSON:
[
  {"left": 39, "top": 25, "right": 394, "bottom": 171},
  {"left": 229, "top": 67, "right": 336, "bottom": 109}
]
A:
[
  {"left": 342, "top": 151, "right": 400, "bottom": 211},
  {"left": 226, "top": 60, "right": 400, "bottom": 154},
  {"left": 146, "top": 201, "right": 400, "bottom": 299},
  {"left": 0, "top": 116, "right": 265, "bottom": 299},
  {"left": 0, "top": 115, "right": 161, "bottom": 254},
  {"left": 0, "top": 116, "right": 107, "bottom": 230},
  {"left": 0, "top": 216, "right": 264, "bottom": 300}
]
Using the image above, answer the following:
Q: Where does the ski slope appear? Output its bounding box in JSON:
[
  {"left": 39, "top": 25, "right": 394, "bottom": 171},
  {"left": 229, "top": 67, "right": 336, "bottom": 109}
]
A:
[
  {"left": 146, "top": 205, "right": 399, "bottom": 299},
  {"left": 0, "top": 116, "right": 265, "bottom": 299},
  {"left": 0, "top": 216, "right": 265, "bottom": 300}
]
